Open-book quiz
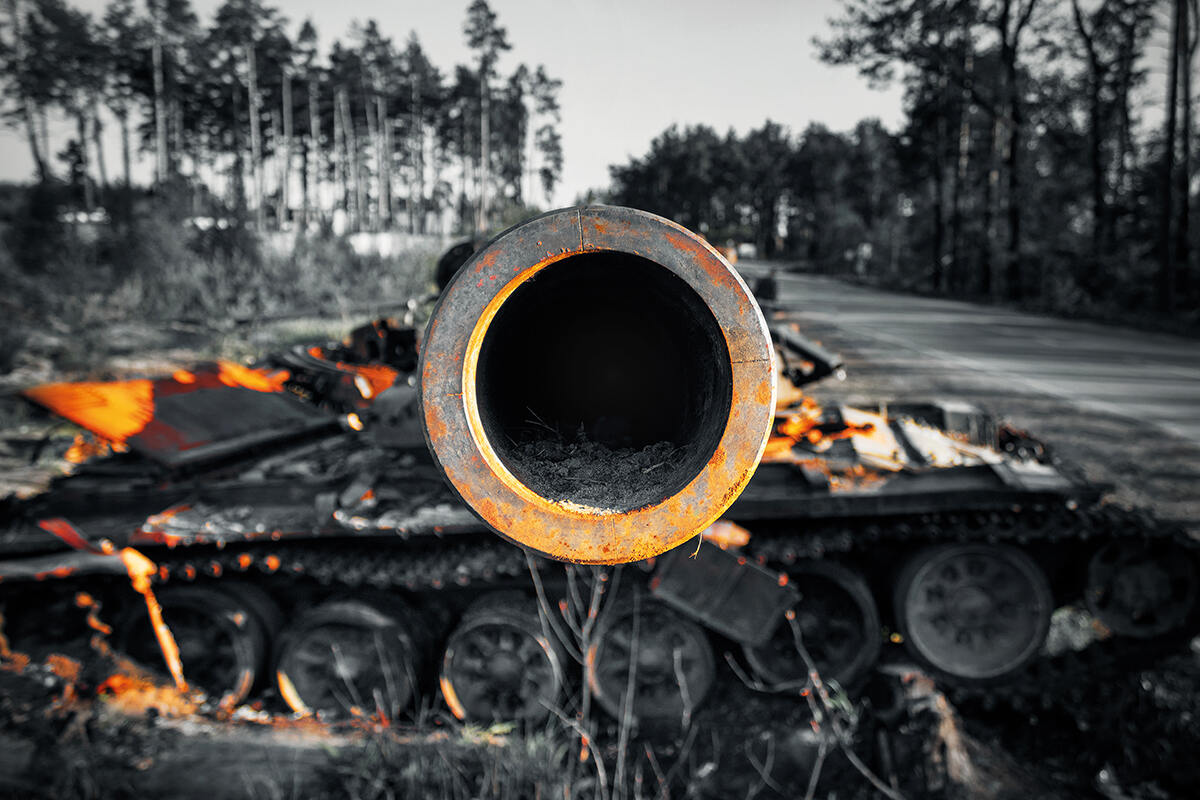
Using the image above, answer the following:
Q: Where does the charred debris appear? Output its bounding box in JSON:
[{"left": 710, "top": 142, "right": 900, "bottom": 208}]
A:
[{"left": 0, "top": 219, "right": 1197, "bottom": 799}]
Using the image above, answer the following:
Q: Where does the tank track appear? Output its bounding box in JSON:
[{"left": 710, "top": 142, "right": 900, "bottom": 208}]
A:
[
  {"left": 149, "top": 534, "right": 540, "bottom": 594},
  {"left": 742, "top": 502, "right": 1200, "bottom": 711},
  {"left": 137, "top": 501, "right": 1199, "bottom": 718}
]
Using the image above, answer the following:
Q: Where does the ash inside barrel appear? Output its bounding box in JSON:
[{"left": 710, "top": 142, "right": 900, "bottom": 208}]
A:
[{"left": 509, "top": 433, "right": 684, "bottom": 510}]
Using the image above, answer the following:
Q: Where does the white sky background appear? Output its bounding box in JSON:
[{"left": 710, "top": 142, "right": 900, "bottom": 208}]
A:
[{"left": 0, "top": 0, "right": 906, "bottom": 205}]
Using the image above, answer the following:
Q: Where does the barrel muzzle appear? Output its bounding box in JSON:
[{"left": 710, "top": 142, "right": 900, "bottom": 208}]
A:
[{"left": 419, "top": 206, "right": 775, "bottom": 564}]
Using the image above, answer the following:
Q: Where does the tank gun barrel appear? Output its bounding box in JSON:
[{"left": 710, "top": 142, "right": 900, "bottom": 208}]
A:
[{"left": 419, "top": 206, "right": 776, "bottom": 564}]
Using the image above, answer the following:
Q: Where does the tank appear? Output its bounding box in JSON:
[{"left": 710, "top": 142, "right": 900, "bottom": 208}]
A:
[{"left": 1, "top": 207, "right": 1196, "bottom": 733}]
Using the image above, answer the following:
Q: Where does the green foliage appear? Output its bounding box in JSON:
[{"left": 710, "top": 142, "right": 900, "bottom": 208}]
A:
[
  {"left": 608, "top": 119, "right": 904, "bottom": 267},
  {"left": 607, "top": 0, "right": 1199, "bottom": 329},
  {"left": 4, "top": 180, "right": 71, "bottom": 277},
  {"left": 1, "top": 0, "right": 564, "bottom": 236},
  {"left": 101, "top": 219, "right": 438, "bottom": 323},
  {"left": 0, "top": 184, "right": 440, "bottom": 375},
  {"left": 489, "top": 200, "right": 544, "bottom": 232}
]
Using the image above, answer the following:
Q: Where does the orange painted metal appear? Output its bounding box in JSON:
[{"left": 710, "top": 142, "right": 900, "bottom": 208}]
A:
[{"left": 419, "top": 206, "right": 775, "bottom": 564}]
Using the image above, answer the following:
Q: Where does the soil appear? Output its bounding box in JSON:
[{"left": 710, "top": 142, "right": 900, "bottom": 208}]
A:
[{"left": 507, "top": 435, "right": 682, "bottom": 510}]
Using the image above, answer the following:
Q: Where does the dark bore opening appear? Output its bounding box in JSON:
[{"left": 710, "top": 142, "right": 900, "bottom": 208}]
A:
[{"left": 476, "top": 251, "right": 733, "bottom": 511}]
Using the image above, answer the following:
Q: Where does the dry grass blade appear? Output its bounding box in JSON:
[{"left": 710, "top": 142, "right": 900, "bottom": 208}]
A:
[
  {"left": 783, "top": 615, "right": 907, "bottom": 800},
  {"left": 542, "top": 702, "right": 610, "bottom": 797},
  {"left": 743, "top": 734, "right": 782, "bottom": 799},
  {"left": 802, "top": 737, "right": 830, "bottom": 800},
  {"left": 642, "top": 744, "right": 669, "bottom": 800},
  {"left": 672, "top": 645, "right": 693, "bottom": 732},
  {"left": 612, "top": 592, "right": 642, "bottom": 800}
]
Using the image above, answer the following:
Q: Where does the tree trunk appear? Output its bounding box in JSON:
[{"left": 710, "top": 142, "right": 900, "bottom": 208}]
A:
[
  {"left": 459, "top": 107, "right": 470, "bottom": 233},
  {"left": 340, "top": 89, "right": 363, "bottom": 232},
  {"left": 115, "top": 109, "right": 133, "bottom": 223},
  {"left": 951, "top": 46, "right": 973, "bottom": 296},
  {"left": 231, "top": 85, "right": 247, "bottom": 214},
  {"left": 118, "top": 110, "right": 132, "bottom": 188},
  {"left": 1088, "top": 84, "right": 1104, "bottom": 258},
  {"left": 410, "top": 76, "right": 421, "bottom": 234},
  {"left": 432, "top": 140, "right": 445, "bottom": 235},
  {"left": 246, "top": 40, "right": 264, "bottom": 229},
  {"left": 1175, "top": 0, "right": 1194, "bottom": 301},
  {"left": 932, "top": 81, "right": 947, "bottom": 293},
  {"left": 363, "top": 94, "right": 378, "bottom": 231},
  {"left": 307, "top": 77, "right": 321, "bottom": 229},
  {"left": 1160, "top": 0, "right": 1183, "bottom": 312},
  {"left": 38, "top": 108, "right": 50, "bottom": 175},
  {"left": 377, "top": 96, "right": 390, "bottom": 228},
  {"left": 281, "top": 70, "right": 293, "bottom": 230},
  {"left": 170, "top": 98, "right": 183, "bottom": 177},
  {"left": 270, "top": 109, "right": 282, "bottom": 228},
  {"left": 20, "top": 102, "right": 47, "bottom": 182},
  {"left": 1003, "top": 45, "right": 1023, "bottom": 302},
  {"left": 6, "top": 0, "right": 49, "bottom": 182},
  {"left": 150, "top": 0, "right": 168, "bottom": 185},
  {"left": 1111, "top": 15, "right": 1137, "bottom": 253},
  {"left": 1072, "top": 0, "right": 1106, "bottom": 265},
  {"left": 362, "top": 94, "right": 383, "bottom": 231},
  {"left": 525, "top": 83, "right": 540, "bottom": 208},
  {"left": 982, "top": 117, "right": 999, "bottom": 299},
  {"left": 334, "top": 86, "right": 346, "bottom": 221},
  {"left": 90, "top": 99, "right": 109, "bottom": 194},
  {"left": 75, "top": 109, "right": 95, "bottom": 212},
  {"left": 479, "top": 67, "right": 490, "bottom": 233}
]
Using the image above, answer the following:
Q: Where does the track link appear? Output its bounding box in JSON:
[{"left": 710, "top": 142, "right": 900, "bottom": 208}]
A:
[
  {"left": 142, "top": 502, "right": 1198, "bottom": 715},
  {"left": 741, "top": 502, "right": 1199, "bottom": 709}
]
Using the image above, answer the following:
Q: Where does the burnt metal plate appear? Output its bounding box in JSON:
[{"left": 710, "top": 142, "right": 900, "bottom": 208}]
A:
[
  {"left": 650, "top": 543, "right": 797, "bottom": 647},
  {"left": 23, "top": 364, "right": 339, "bottom": 470},
  {"left": 886, "top": 400, "right": 997, "bottom": 447},
  {"left": 128, "top": 386, "right": 336, "bottom": 468}
]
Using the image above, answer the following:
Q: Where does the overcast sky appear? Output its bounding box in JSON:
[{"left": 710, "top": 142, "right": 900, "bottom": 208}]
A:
[{"left": 0, "top": 0, "right": 905, "bottom": 205}]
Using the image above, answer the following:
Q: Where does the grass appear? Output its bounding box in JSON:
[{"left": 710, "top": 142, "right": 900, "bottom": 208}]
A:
[
  {"left": 318, "top": 727, "right": 576, "bottom": 800},
  {"left": 0, "top": 202, "right": 445, "bottom": 380}
]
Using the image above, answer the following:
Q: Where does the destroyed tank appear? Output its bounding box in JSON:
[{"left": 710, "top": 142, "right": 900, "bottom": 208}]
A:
[{"left": 1, "top": 206, "right": 1196, "bottom": 733}]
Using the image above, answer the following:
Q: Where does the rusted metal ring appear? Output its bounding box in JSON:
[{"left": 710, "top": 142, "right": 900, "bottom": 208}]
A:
[{"left": 419, "top": 206, "right": 775, "bottom": 564}]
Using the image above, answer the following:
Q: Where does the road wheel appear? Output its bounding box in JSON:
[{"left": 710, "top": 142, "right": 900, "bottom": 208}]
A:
[
  {"left": 743, "top": 560, "right": 880, "bottom": 690},
  {"left": 117, "top": 584, "right": 268, "bottom": 706},
  {"left": 1085, "top": 540, "right": 1197, "bottom": 638},
  {"left": 439, "top": 596, "right": 566, "bottom": 724},
  {"left": 274, "top": 598, "right": 421, "bottom": 721},
  {"left": 894, "top": 544, "right": 1052, "bottom": 681},
  {"left": 587, "top": 594, "right": 714, "bottom": 727}
]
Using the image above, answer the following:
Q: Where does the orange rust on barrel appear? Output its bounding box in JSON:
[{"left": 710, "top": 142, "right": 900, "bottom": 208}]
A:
[{"left": 421, "top": 206, "right": 774, "bottom": 565}]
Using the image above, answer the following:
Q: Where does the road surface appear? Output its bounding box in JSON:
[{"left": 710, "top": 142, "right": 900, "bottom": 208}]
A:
[{"left": 737, "top": 262, "right": 1200, "bottom": 522}]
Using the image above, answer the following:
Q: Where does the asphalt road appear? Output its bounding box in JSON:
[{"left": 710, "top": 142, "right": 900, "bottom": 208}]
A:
[{"left": 740, "top": 263, "right": 1200, "bottom": 448}]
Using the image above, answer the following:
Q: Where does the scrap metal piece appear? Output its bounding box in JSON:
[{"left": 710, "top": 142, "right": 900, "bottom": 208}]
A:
[
  {"left": 23, "top": 363, "right": 338, "bottom": 469},
  {"left": 650, "top": 543, "right": 797, "bottom": 647}
]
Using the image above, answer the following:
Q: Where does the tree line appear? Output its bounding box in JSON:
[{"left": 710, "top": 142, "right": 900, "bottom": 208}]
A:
[
  {"left": 1, "top": 0, "right": 563, "bottom": 235},
  {"left": 610, "top": 0, "right": 1199, "bottom": 318}
]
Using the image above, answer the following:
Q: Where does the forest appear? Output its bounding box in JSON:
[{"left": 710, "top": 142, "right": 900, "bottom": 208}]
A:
[
  {"left": 2, "top": 0, "right": 1199, "bottom": 339},
  {"left": 0, "top": 0, "right": 564, "bottom": 348},
  {"left": 1, "top": 0, "right": 561, "bottom": 236},
  {"left": 609, "top": 0, "right": 1200, "bottom": 327}
]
